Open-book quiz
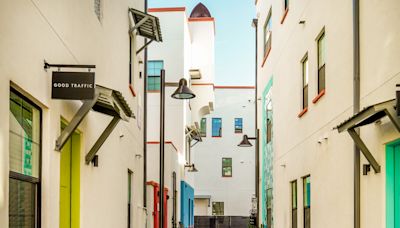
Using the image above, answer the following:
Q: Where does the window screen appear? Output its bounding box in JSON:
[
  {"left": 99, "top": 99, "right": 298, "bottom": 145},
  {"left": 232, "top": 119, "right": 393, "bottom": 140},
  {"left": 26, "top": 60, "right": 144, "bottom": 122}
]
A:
[{"left": 234, "top": 118, "right": 243, "bottom": 133}]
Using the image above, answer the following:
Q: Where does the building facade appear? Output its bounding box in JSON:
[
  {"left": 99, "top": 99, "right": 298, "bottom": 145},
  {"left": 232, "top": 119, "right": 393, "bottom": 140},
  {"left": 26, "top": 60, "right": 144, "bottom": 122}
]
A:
[
  {"left": 0, "top": 0, "right": 153, "bottom": 227},
  {"left": 146, "top": 3, "right": 215, "bottom": 228},
  {"left": 255, "top": 0, "right": 400, "bottom": 228},
  {"left": 193, "top": 87, "right": 256, "bottom": 217}
]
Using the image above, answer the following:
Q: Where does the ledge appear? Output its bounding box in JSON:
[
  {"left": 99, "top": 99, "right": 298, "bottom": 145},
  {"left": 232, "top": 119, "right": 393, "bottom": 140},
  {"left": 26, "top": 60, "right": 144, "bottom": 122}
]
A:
[
  {"left": 298, "top": 107, "right": 308, "bottom": 118},
  {"left": 261, "top": 47, "right": 271, "bottom": 67},
  {"left": 280, "top": 9, "right": 289, "bottom": 24},
  {"left": 312, "top": 89, "right": 326, "bottom": 104}
]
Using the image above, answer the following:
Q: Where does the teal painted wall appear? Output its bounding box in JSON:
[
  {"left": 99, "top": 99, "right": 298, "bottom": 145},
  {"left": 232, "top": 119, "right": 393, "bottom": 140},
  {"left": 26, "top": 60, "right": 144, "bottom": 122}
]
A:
[
  {"left": 261, "top": 78, "right": 273, "bottom": 227},
  {"left": 181, "top": 181, "right": 194, "bottom": 228},
  {"left": 386, "top": 139, "right": 400, "bottom": 228}
]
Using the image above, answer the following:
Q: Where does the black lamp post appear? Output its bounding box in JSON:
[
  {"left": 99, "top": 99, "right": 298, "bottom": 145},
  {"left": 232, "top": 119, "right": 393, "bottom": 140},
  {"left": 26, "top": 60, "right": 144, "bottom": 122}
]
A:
[
  {"left": 238, "top": 130, "right": 260, "bottom": 227},
  {"left": 159, "top": 69, "right": 195, "bottom": 228}
]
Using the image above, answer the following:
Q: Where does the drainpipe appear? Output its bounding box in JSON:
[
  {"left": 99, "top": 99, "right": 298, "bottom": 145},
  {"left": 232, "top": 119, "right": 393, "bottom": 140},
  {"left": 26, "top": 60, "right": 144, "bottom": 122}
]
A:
[
  {"left": 252, "top": 18, "right": 260, "bottom": 227},
  {"left": 143, "top": 0, "right": 148, "bottom": 209},
  {"left": 353, "top": 0, "right": 361, "bottom": 227}
]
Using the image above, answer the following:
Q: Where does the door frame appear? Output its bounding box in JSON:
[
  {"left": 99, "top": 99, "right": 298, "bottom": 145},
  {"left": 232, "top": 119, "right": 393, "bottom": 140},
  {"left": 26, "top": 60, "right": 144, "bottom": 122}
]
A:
[
  {"left": 386, "top": 139, "right": 400, "bottom": 228},
  {"left": 60, "top": 119, "right": 81, "bottom": 228}
]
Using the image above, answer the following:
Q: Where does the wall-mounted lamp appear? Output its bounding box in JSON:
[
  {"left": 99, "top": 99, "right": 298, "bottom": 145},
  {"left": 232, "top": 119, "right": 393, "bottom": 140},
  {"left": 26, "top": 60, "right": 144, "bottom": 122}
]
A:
[{"left": 184, "top": 163, "right": 198, "bottom": 172}]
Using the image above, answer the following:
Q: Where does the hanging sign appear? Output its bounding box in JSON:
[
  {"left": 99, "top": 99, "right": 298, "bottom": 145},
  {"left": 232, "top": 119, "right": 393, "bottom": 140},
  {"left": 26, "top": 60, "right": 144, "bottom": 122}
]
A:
[{"left": 52, "top": 72, "right": 95, "bottom": 100}]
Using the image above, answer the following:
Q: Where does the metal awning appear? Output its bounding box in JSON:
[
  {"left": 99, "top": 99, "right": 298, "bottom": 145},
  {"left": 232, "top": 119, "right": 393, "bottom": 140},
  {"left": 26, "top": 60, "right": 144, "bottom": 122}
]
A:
[
  {"left": 189, "top": 69, "right": 202, "bottom": 80},
  {"left": 186, "top": 125, "right": 202, "bottom": 145},
  {"left": 55, "top": 85, "right": 134, "bottom": 165},
  {"left": 195, "top": 195, "right": 212, "bottom": 207},
  {"left": 129, "top": 8, "right": 162, "bottom": 54},
  {"left": 335, "top": 99, "right": 400, "bottom": 173}
]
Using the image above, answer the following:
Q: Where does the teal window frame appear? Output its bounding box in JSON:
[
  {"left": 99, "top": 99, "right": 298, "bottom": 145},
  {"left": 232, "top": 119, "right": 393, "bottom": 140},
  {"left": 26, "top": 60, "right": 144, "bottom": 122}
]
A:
[
  {"left": 147, "top": 60, "right": 163, "bottom": 91},
  {"left": 303, "top": 176, "right": 311, "bottom": 228}
]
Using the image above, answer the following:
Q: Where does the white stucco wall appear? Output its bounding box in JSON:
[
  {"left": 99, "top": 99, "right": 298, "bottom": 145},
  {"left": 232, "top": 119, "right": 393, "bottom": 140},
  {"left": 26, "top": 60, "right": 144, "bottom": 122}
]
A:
[
  {"left": 255, "top": 0, "right": 400, "bottom": 227},
  {"left": 193, "top": 88, "right": 256, "bottom": 216},
  {"left": 0, "top": 0, "right": 147, "bottom": 227}
]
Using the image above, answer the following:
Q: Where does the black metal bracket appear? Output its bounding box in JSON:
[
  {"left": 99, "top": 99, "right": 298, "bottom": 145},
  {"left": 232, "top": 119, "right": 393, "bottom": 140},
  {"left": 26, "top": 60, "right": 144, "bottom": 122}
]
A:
[{"left": 44, "top": 60, "right": 96, "bottom": 70}]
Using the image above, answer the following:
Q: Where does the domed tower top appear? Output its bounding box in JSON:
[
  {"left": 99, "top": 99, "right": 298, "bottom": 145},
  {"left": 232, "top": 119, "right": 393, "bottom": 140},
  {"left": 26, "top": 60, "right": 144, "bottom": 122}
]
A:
[{"left": 190, "top": 3, "right": 212, "bottom": 18}]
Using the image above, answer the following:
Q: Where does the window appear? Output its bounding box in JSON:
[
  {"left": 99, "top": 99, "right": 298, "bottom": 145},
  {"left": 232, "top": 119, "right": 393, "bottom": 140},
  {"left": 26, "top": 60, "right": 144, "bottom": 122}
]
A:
[
  {"left": 291, "top": 181, "right": 297, "bottom": 228},
  {"left": 303, "top": 176, "right": 311, "bottom": 228},
  {"left": 212, "top": 202, "right": 224, "bottom": 216},
  {"left": 263, "top": 10, "right": 272, "bottom": 57},
  {"left": 234, "top": 118, "right": 243, "bottom": 133},
  {"left": 317, "top": 31, "right": 326, "bottom": 93},
  {"left": 94, "top": 0, "right": 102, "bottom": 22},
  {"left": 9, "top": 89, "right": 41, "bottom": 228},
  {"left": 302, "top": 55, "right": 309, "bottom": 109},
  {"left": 222, "top": 158, "right": 232, "bottom": 177},
  {"left": 200, "top": 118, "right": 207, "bottom": 137},
  {"left": 147, "top": 60, "right": 164, "bottom": 91},
  {"left": 267, "top": 188, "right": 273, "bottom": 228},
  {"left": 128, "top": 170, "right": 133, "bottom": 228},
  {"left": 267, "top": 118, "right": 272, "bottom": 143},
  {"left": 212, "top": 118, "right": 222, "bottom": 137}
]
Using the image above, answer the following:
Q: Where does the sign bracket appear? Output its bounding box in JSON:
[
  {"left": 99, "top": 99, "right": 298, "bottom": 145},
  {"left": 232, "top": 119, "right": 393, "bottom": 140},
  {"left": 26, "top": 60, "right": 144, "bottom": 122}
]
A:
[{"left": 44, "top": 60, "right": 96, "bottom": 70}]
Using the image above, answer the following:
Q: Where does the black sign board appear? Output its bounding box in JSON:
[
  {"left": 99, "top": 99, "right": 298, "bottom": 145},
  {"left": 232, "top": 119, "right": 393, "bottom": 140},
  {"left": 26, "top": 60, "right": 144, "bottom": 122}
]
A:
[{"left": 52, "top": 72, "right": 95, "bottom": 100}]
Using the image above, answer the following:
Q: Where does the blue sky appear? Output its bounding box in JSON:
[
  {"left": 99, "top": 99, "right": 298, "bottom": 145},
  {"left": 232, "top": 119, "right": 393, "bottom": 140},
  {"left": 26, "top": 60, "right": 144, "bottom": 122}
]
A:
[{"left": 148, "top": 0, "right": 255, "bottom": 86}]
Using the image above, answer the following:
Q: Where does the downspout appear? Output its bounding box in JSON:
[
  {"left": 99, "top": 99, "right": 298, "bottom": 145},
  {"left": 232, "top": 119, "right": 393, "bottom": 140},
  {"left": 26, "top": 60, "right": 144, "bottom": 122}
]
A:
[
  {"left": 353, "top": 0, "right": 361, "bottom": 227},
  {"left": 143, "top": 0, "right": 148, "bottom": 209},
  {"left": 252, "top": 18, "right": 260, "bottom": 227}
]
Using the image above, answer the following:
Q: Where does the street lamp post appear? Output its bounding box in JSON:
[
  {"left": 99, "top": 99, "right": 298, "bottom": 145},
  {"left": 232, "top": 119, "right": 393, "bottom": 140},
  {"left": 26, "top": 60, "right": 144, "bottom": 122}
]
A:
[
  {"left": 159, "top": 69, "right": 195, "bottom": 228},
  {"left": 238, "top": 130, "right": 260, "bottom": 227}
]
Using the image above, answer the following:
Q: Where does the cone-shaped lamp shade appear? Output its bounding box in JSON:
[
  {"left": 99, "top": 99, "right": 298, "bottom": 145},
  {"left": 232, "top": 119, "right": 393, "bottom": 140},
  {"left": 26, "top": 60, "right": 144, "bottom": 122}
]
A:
[
  {"left": 171, "top": 78, "right": 196, "bottom": 100},
  {"left": 238, "top": 135, "right": 253, "bottom": 147},
  {"left": 188, "top": 164, "right": 199, "bottom": 172}
]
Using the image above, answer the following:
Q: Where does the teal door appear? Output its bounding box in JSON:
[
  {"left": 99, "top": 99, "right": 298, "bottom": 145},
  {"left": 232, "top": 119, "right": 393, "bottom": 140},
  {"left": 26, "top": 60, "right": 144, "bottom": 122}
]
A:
[{"left": 386, "top": 140, "right": 400, "bottom": 228}]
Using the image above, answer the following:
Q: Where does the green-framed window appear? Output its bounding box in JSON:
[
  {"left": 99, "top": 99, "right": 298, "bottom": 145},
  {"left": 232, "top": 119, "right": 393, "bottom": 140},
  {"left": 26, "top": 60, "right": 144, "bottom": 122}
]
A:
[
  {"left": 234, "top": 118, "right": 243, "bottom": 133},
  {"left": 147, "top": 60, "right": 163, "bottom": 91},
  {"left": 317, "top": 31, "right": 326, "bottom": 93},
  {"left": 200, "top": 118, "right": 207, "bottom": 137},
  {"left": 291, "top": 180, "right": 297, "bottom": 228},
  {"left": 9, "top": 89, "right": 42, "bottom": 228},
  {"left": 303, "top": 176, "right": 311, "bottom": 228},
  {"left": 212, "top": 202, "right": 224, "bottom": 216},
  {"left": 222, "top": 158, "right": 232, "bottom": 177}
]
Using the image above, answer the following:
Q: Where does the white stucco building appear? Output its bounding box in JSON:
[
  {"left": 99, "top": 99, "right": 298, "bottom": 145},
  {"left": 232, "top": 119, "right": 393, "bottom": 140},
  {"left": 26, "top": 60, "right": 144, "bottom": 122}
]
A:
[
  {"left": 193, "top": 86, "right": 256, "bottom": 218},
  {"left": 255, "top": 0, "right": 400, "bottom": 228},
  {"left": 146, "top": 3, "right": 215, "bottom": 228},
  {"left": 0, "top": 0, "right": 157, "bottom": 227}
]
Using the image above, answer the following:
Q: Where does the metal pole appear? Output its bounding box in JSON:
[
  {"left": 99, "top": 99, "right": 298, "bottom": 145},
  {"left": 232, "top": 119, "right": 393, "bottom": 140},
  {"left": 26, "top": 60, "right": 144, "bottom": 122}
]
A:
[
  {"left": 353, "top": 0, "right": 361, "bottom": 227},
  {"left": 143, "top": 0, "right": 148, "bottom": 209},
  {"left": 159, "top": 69, "right": 166, "bottom": 228},
  {"left": 252, "top": 18, "right": 259, "bottom": 227}
]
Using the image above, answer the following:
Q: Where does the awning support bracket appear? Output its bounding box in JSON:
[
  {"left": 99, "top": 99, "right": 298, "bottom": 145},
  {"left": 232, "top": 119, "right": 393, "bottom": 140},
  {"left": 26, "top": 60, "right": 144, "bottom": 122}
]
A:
[
  {"left": 129, "top": 15, "right": 150, "bottom": 35},
  {"left": 136, "top": 39, "right": 153, "bottom": 54},
  {"left": 348, "top": 128, "right": 381, "bottom": 173},
  {"left": 85, "top": 116, "right": 121, "bottom": 164},
  {"left": 55, "top": 91, "right": 100, "bottom": 151}
]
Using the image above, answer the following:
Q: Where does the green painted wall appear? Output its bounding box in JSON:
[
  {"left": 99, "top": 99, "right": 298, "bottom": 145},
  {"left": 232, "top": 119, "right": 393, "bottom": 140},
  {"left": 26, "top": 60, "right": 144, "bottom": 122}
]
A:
[
  {"left": 60, "top": 127, "right": 80, "bottom": 228},
  {"left": 386, "top": 139, "right": 400, "bottom": 228},
  {"left": 261, "top": 78, "right": 273, "bottom": 227}
]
